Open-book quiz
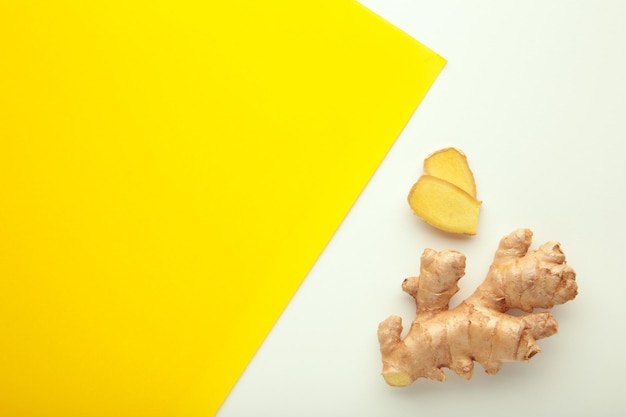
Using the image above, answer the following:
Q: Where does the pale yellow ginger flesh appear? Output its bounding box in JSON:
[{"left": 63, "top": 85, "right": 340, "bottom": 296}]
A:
[
  {"left": 378, "top": 229, "right": 577, "bottom": 386},
  {"left": 409, "top": 147, "right": 481, "bottom": 235},
  {"left": 408, "top": 175, "right": 481, "bottom": 235},
  {"left": 424, "top": 147, "right": 477, "bottom": 197}
]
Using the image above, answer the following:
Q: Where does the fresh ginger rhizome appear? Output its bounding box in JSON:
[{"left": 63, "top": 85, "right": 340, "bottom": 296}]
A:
[{"left": 378, "top": 229, "right": 577, "bottom": 386}]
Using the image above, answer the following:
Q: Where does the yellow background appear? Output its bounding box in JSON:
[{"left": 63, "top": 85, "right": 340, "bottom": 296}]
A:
[{"left": 0, "top": 1, "right": 444, "bottom": 415}]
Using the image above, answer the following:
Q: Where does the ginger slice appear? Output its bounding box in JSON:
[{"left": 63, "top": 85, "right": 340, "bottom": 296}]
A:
[
  {"left": 424, "top": 147, "right": 476, "bottom": 198},
  {"left": 408, "top": 174, "right": 481, "bottom": 235}
]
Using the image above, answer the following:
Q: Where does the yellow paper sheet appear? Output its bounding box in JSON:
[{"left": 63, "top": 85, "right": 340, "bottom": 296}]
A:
[{"left": 0, "top": 1, "right": 445, "bottom": 415}]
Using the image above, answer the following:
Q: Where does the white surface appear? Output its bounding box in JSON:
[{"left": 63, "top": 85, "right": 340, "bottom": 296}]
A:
[{"left": 218, "top": 1, "right": 626, "bottom": 416}]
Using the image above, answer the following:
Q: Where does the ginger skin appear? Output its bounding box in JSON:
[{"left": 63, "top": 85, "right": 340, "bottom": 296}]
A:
[{"left": 378, "top": 229, "right": 577, "bottom": 386}]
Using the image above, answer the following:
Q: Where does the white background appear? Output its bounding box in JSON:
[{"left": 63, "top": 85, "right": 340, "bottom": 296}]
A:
[{"left": 218, "top": 1, "right": 626, "bottom": 416}]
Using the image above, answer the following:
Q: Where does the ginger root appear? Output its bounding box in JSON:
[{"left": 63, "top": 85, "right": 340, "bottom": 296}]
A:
[
  {"left": 378, "top": 228, "right": 577, "bottom": 386},
  {"left": 408, "top": 147, "right": 481, "bottom": 235}
]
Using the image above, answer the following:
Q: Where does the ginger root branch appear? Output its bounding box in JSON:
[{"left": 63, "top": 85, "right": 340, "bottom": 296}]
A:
[{"left": 378, "top": 228, "right": 577, "bottom": 386}]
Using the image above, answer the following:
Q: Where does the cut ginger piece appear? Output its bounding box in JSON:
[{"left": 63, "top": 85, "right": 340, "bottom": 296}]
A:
[
  {"left": 424, "top": 147, "right": 477, "bottom": 198},
  {"left": 408, "top": 175, "right": 481, "bottom": 235}
]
